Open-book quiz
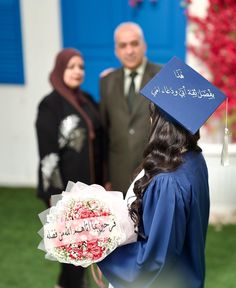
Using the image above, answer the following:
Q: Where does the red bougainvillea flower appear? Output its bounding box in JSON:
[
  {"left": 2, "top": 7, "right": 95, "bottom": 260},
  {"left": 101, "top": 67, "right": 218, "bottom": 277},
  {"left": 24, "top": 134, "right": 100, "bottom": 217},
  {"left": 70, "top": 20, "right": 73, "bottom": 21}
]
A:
[{"left": 188, "top": 0, "right": 236, "bottom": 140}]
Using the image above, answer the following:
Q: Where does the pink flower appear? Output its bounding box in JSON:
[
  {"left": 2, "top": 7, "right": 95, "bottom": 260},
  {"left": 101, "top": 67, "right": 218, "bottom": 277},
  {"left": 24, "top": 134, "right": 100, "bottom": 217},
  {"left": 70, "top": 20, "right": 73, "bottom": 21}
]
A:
[{"left": 49, "top": 198, "right": 118, "bottom": 265}]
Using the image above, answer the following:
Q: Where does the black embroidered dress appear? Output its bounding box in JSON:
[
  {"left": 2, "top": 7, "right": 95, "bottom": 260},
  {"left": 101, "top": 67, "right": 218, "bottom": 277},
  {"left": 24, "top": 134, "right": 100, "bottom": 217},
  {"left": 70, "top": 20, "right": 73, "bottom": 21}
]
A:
[{"left": 36, "top": 90, "right": 103, "bottom": 206}]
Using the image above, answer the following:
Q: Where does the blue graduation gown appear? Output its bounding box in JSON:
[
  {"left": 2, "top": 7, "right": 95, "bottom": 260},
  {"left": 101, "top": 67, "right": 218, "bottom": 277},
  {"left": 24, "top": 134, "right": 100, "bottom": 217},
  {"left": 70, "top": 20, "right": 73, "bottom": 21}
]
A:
[{"left": 98, "top": 151, "right": 209, "bottom": 288}]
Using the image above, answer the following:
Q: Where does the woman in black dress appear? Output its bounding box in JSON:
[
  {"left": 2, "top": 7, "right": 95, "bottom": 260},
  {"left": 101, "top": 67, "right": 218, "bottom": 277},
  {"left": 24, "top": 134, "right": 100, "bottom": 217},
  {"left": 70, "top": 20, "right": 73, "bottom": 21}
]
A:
[{"left": 36, "top": 48, "right": 104, "bottom": 288}]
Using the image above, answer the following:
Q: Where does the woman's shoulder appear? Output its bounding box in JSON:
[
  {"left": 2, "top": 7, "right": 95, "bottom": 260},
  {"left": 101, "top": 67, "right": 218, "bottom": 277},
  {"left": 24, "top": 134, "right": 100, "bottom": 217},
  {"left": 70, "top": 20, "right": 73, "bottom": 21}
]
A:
[
  {"left": 143, "top": 173, "right": 191, "bottom": 208},
  {"left": 81, "top": 90, "right": 99, "bottom": 108},
  {"left": 146, "top": 151, "right": 207, "bottom": 196},
  {"left": 42, "top": 90, "right": 61, "bottom": 101},
  {"left": 82, "top": 90, "right": 96, "bottom": 102},
  {"left": 149, "top": 172, "right": 187, "bottom": 190},
  {"left": 38, "top": 90, "right": 62, "bottom": 107}
]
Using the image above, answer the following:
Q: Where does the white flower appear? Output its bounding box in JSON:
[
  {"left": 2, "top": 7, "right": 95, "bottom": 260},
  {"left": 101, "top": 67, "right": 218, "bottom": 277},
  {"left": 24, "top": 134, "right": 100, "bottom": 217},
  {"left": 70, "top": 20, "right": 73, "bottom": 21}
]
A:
[
  {"left": 41, "top": 153, "right": 59, "bottom": 178},
  {"left": 41, "top": 153, "right": 63, "bottom": 190},
  {"left": 59, "top": 115, "right": 86, "bottom": 152}
]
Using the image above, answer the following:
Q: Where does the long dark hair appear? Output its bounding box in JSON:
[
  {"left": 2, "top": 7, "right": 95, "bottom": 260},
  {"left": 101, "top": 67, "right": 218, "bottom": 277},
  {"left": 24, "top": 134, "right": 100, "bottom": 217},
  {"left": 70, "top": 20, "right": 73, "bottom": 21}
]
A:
[{"left": 129, "top": 103, "right": 201, "bottom": 229}]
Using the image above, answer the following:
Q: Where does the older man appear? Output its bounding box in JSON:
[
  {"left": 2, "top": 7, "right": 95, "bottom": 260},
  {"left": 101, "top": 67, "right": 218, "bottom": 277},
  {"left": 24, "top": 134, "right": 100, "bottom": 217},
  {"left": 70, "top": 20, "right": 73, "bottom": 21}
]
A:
[{"left": 100, "top": 22, "right": 161, "bottom": 194}]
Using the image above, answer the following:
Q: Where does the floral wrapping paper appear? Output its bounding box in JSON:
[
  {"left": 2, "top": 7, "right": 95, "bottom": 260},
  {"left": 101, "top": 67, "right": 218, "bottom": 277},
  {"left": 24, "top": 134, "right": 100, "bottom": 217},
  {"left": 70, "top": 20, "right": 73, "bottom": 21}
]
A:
[{"left": 38, "top": 181, "right": 137, "bottom": 267}]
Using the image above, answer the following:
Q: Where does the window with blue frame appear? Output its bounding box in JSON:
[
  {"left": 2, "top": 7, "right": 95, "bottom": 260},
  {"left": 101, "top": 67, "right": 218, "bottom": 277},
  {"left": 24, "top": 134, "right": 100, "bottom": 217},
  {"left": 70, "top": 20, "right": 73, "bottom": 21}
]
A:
[{"left": 0, "top": 0, "right": 24, "bottom": 84}]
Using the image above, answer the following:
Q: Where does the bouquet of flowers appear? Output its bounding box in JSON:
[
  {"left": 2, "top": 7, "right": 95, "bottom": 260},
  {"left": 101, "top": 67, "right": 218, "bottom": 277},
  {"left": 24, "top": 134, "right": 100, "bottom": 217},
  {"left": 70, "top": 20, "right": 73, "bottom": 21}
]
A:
[{"left": 38, "top": 181, "right": 136, "bottom": 267}]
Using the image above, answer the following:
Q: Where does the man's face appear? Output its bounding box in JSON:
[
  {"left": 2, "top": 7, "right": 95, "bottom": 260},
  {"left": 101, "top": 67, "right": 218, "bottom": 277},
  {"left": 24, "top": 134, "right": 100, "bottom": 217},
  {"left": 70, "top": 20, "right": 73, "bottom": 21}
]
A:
[{"left": 115, "top": 27, "right": 146, "bottom": 70}]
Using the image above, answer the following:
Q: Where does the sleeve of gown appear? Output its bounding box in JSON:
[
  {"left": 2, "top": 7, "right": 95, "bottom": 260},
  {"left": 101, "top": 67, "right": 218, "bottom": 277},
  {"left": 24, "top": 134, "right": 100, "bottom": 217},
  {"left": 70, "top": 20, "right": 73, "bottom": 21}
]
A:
[
  {"left": 35, "top": 99, "right": 64, "bottom": 201},
  {"left": 98, "top": 175, "right": 188, "bottom": 287}
]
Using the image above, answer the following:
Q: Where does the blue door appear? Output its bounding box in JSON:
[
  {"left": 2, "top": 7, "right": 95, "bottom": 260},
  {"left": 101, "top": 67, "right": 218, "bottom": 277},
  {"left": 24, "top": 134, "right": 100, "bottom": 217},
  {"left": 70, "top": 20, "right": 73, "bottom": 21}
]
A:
[{"left": 60, "top": 0, "right": 186, "bottom": 101}]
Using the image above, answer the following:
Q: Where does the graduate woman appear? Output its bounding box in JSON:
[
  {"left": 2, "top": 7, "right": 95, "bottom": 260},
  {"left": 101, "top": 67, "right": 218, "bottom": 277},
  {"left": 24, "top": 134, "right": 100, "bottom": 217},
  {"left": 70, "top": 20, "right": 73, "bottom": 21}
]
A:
[{"left": 98, "top": 58, "right": 226, "bottom": 288}]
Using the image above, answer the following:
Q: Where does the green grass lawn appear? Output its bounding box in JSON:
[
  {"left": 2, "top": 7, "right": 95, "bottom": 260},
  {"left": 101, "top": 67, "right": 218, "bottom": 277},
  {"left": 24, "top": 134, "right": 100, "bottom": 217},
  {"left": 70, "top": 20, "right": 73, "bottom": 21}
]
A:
[{"left": 0, "top": 187, "right": 235, "bottom": 288}]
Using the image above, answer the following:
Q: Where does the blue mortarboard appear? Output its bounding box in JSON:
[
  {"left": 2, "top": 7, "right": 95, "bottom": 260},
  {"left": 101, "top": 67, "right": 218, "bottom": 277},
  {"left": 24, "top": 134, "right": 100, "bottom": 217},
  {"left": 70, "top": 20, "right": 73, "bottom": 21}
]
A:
[{"left": 140, "top": 56, "right": 227, "bottom": 134}]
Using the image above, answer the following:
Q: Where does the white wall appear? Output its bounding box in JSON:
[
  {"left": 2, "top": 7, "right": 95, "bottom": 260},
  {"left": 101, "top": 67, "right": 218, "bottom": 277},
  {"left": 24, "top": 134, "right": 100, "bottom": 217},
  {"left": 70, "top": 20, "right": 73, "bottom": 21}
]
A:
[
  {"left": 0, "top": 0, "right": 61, "bottom": 186},
  {"left": 186, "top": 0, "right": 209, "bottom": 69}
]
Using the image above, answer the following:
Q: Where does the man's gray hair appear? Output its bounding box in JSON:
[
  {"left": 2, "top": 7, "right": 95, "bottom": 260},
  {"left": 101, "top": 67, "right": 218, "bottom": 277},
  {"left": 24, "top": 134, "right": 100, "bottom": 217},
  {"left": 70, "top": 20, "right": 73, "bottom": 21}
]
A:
[{"left": 114, "top": 22, "right": 145, "bottom": 43}]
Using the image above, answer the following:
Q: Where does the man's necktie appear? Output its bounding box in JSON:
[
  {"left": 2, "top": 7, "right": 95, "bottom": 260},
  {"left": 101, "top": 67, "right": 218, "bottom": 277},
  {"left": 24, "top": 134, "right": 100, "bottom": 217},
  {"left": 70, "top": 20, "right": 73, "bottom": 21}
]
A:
[{"left": 127, "top": 71, "right": 137, "bottom": 112}]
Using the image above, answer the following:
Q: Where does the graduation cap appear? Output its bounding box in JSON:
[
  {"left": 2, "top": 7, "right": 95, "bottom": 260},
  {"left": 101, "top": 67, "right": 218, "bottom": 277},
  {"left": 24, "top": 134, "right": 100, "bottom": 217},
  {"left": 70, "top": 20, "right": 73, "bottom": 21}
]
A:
[{"left": 140, "top": 56, "right": 227, "bottom": 135}]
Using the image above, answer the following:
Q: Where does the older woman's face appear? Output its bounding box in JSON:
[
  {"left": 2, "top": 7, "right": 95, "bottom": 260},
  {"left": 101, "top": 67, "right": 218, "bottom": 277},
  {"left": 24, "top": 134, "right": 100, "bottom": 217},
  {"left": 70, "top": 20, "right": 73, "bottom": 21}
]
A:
[{"left": 63, "top": 55, "right": 85, "bottom": 89}]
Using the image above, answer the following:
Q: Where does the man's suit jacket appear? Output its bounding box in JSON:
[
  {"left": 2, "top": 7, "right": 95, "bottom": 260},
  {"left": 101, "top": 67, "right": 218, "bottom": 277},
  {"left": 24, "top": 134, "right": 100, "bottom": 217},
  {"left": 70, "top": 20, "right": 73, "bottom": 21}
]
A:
[{"left": 100, "top": 61, "right": 161, "bottom": 193}]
